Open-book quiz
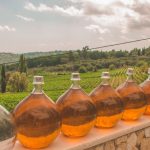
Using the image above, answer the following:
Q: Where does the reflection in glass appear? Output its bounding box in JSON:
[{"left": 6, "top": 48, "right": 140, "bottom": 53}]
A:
[
  {"left": 13, "top": 76, "right": 61, "bottom": 149},
  {"left": 0, "top": 105, "right": 16, "bottom": 150},
  {"left": 141, "top": 68, "right": 150, "bottom": 115},
  {"left": 90, "top": 72, "right": 123, "bottom": 128},
  {"left": 116, "top": 68, "right": 147, "bottom": 121},
  {"left": 56, "top": 73, "right": 96, "bottom": 137}
]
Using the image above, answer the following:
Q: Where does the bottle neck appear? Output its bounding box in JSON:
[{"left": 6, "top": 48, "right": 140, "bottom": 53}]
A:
[
  {"left": 127, "top": 74, "right": 133, "bottom": 82},
  {"left": 71, "top": 80, "right": 81, "bottom": 89},
  {"left": 32, "top": 84, "right": 43, "bottom": 94},
  {"left": 101, "top": 78, "right": 109, "bottom": 85},
  {"left": 147, "top": 74, "right": 150, "bottom": 81}
]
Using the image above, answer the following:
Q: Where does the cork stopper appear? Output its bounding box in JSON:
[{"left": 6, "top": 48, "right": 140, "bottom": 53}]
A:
[
  {"left": 101, "top": 72, "right": 110, "bottom": 79},
  {"left": 148, "top": 68, "right": 150, "bottom": 74},
  {"left": 126, "top": 68, "right": 134, "bottom": 75},
  {"left": 71, "top": 73, "right": 80, "bottom": 81},
  {"left": 33, "top": 76, "right": 44, "bottom": 85}
]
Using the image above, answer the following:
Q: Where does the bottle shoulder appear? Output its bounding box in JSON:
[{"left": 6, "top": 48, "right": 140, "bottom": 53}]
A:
[
  {"left": 90, "top": 84, "right": 119, "bottom": 99},
  {"left": 56, "top": 88, "right": 92, "bottom": 105},
  {"left": 13, "top": 93, "right": 57, "bottom": 117},
  {"left": 116, "top": 80, "right": 144, "bottom": 95},
  {"left": 141, "top": 80, "right": 150, "bottom": 92}
]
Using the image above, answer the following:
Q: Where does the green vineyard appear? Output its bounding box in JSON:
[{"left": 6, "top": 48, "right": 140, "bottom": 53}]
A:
[{"left": 0, "top": 67, "right": 148, "bottom": 111}]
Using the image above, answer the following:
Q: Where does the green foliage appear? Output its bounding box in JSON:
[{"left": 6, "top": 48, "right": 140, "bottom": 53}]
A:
[
  {"left": 7, "top": 72, "right": 28, "bottom": 92},
  {"left": 19, "top": 54, "right": 27, "bottom": 74},
  {"left": 1, "top": 65, "right": 6, "bottom": 93},
  {"left": 109, "top": 64, "right": 115, "bottom": 70},
  {"left": 79, "top": 66, "right": 87, "bottom": 73}
]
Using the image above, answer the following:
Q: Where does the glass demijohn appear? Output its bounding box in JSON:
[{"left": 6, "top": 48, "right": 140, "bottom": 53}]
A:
[
  {"left": 13, "top": 76, "right": 61, "bottom": 149},
  {"left": 0, "top": 105, "right": 16, "bottom": 150},
  {"left": 116, "top": 68, "right": 147, "bottom": 121},
  {"left": 140, "top": 68, "right": 150, "bottom": 115},
  {"left": 90, "top": 72, "right": 123, "bottom": 128},
  {"left": 56, "top": 73, "right": 96, "bottom": 137}
]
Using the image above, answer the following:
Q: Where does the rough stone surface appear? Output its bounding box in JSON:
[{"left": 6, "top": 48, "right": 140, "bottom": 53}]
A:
[
  {"left": 95, "top": 145, "right": 104, "bottom": 150},
  {"left": 104, "top": 141, "right": 115, "bottom": 150},
  {"left": 127, "top": 133, "right": 137, "bottom": 147},
  {"left": 115, "top": 135, "right": 127, "bottom": 145},
  {"left": 136, "top": 129, "right": 145, "bottom": 146},
  {"left": 145, "top": 127, "right": 150, "bottom": 138},
  {"left": 126, "top": 144, "right": 138, "bottom": 150},
  {"left": 140, "top": 138, "right": 150, "bottom": 150},
  {"left": 116, "top": 143, "right": 127, "bottom": 150},
  {"left": 87, "top": 127, "right": 150, "bottom": 150}
]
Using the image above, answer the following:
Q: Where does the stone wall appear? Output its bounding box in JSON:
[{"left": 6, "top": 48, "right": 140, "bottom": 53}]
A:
[{"left": 87, "top": 127, "right": 150, "bottom": 150}]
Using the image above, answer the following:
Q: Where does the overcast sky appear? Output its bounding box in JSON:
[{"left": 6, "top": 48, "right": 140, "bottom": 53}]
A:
[{"left": 0, "top": 0, "right": 150, "bottom": 53}]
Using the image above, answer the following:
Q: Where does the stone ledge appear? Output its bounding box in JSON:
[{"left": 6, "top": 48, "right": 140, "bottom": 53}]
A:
[{"left": 13, "top": 116, "right": 150, "bottom": 150}]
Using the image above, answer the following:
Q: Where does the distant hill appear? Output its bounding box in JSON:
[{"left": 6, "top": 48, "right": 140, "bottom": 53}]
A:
[
  {"left": 0, "top": 51, "right": 64, "bottom": 64},
  {"left": 24, "top": 51, "right": 63, "bottom": 58},
  {"left": 0, "top": 53, "right": 19, "bottom": 64}
]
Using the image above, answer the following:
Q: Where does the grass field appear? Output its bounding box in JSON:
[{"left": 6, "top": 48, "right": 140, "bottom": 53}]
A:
[{"left": 0, "top": 67, "right": 148, "bottom": 111}]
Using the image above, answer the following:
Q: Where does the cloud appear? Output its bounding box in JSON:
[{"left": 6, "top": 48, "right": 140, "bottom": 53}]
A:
[
  {"left": 16, "top": 15, "right": 34, "bottom": 22},
  {"left": 82, "top": 1, "right": 114, "bottom": 16},
  {"left": 85, "top": 24, "right": 109, "bottom": 34},
  {"left": 54, "top": 5, "right": 83, "bottom": 16},
  {"left": 24, "top": 1, "right": 150, "bottom": 34},
  {"left": 24, "top": 2, "right": 52, "bottom": 12},
  {"left": 24, "top": 2, "right": 82, "bottom": 17},
  {"left": 0, "top": 25, "right": 16, "bottom": 32}
]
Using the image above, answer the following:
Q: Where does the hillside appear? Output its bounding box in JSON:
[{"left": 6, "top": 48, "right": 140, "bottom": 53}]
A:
[
  {"left": 0, "top": 51, "right": 63, "bottom": 64},
  {"left": 0, "top": 53, "right": 19, "bottom": 64},
  {"left": 24, "top": 51, "right": 63, "bottom": 58}
]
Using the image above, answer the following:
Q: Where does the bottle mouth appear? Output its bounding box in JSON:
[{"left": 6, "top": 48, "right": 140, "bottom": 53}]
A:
[
  {"left": 71, "top": 73, "right": 81, "bottom": 81},
  {"left": 33, "top": 76, "right": 44, "bottom": 85},
  {"left": 101, "top": 72, "right": 110, "bottom": 79},
  {"left": 126, "top": 68, "right": 134, "bottom": 75}
]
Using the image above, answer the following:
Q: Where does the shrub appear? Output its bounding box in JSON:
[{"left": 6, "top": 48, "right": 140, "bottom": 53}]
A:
[
  {"left": 79, "top": 66, "right": 87, "bottom": 73},
  {"left": 109, "top": 64, "right": 115, "bottom": 70},
  {"left": 7, "top": 72, "right": 28, "bottom": 92}
]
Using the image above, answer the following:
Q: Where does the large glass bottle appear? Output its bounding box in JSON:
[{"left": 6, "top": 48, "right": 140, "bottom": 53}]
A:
[
  {"left": 116, "top": 68, "right": 147, "bottom": 121},
  {"left": 0, "top": 105, "right": 16, "bottom": 150},
  {"left": 56, "top": 73, "right": 96, "bottom": 137},
  {"left": 13, "top": 76, "right": 61, "bottom": 149},
  {"left": 90, "top": 72, "right": 123, "bottom": 128},
  {"left": 140, "top": 68, "right": 150, "bottom": 115}
]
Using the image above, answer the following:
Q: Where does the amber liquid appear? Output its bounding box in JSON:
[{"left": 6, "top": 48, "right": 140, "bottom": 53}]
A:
[
  {"left": 141, "top": 80, "right": 150, "bottom": 115},
  {"left": 116, "top": 81, "right": 147, "bottom": 121},
  {"left": 57, "top": 88, "right": 96, "bottom": 137},
  {"left": 90, "top": 84, "right": 123, "bottom": 128},
  {"left": 13, "top": 93, "right": 61, "bottom": 149}
]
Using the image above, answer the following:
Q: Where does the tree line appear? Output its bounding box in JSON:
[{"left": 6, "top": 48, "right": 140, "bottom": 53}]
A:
[{"left": 1, "top": 46, "right": 150, "bottom": 93}]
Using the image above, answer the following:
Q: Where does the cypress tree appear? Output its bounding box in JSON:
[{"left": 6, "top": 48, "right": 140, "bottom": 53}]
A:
[
  {"left": 1, "top": 65, "right": 6, "bottom": 93},
  {"left": 19, "top": 54, "right": 27, "bottom": 74}
]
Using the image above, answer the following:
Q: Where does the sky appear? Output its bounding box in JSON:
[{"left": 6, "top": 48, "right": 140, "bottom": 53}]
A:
[{"left": 0, "top": 0, "right": 150, "bottom": 53}]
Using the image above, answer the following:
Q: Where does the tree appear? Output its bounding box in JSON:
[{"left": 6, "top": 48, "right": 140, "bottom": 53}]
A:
[
  {"left": 109, "top": 64, "right": 115, "bottom": 70},
  {"left": 7, "top": 72, "right": 28, "bottom": 92},
  {"left": 19, "top": 54, "right": 27, "bottom": 74},
  {"left": 79, "top": 66, "right": 87, "bottom": 73},
  {"left": 82, "top": 46, "right": 89, "bottom": 59},
  {"left": 1, "top": 65, "right": 6, "bottom": 93},
  {"left": 68, "top": 51, "right": 75, "bottom": 61}
]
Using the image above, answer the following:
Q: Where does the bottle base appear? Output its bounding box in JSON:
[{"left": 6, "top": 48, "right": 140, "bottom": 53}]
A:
[
  {"left": 95, "top": 113, "right": 122, "bottom": 128},
  {"left": 144, "top": 105, "right": 150, "bottom": 115},
  {"left": 62, "top": 120, "right": 95, "bottom": 138},
  {"left": 17, "top": 129, "right": 60, "bottom": 149},
  {"left": 122, "top": 106, "right": 146, "bottom": 121}
]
